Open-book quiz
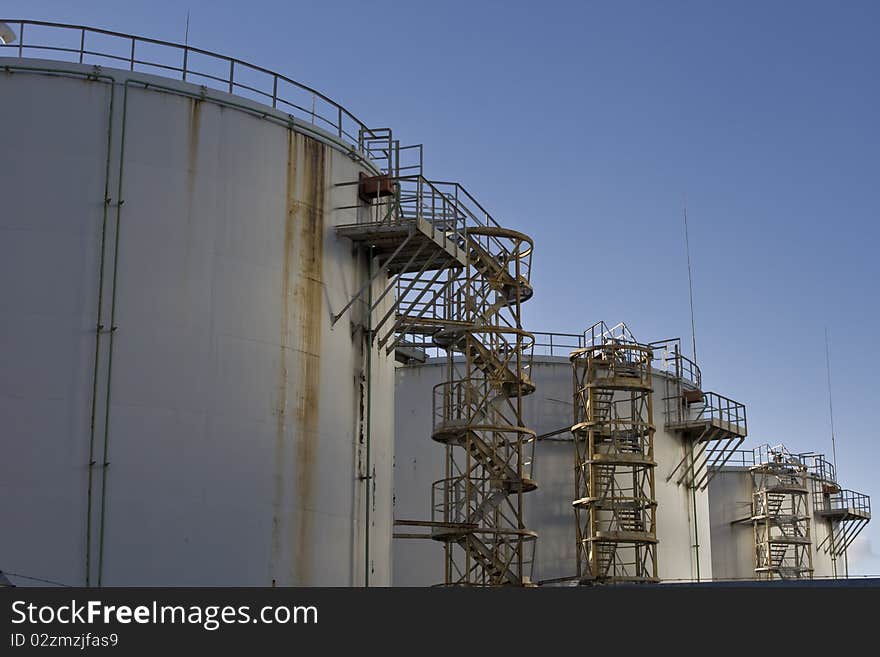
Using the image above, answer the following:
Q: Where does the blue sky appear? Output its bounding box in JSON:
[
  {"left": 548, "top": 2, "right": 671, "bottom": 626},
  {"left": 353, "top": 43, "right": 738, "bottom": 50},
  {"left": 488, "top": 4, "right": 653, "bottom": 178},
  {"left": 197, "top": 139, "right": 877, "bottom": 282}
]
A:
[{"left": 6, "top": 1, "right": 879, "bottom": 575}]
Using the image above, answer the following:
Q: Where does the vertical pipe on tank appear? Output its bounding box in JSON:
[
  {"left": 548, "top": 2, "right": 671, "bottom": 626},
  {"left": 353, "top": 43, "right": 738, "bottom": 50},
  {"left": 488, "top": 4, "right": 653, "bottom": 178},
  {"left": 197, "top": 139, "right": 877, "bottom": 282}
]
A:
[
  {"left": 364, "top": 245, "right": 373, "bottom": 587},
  {"left": 97, "top": 80, "right": 133, "bottom": 586},
  {"left": 690, "top": 446, "right": 701, "bottom": 582},
  {"left": 86, "top": 74, "right": 116, "bottom": 587}
]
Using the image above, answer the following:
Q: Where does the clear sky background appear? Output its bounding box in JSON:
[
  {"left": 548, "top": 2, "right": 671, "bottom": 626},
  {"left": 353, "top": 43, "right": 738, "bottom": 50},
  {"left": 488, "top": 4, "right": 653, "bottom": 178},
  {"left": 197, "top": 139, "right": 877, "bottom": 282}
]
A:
[{"left": 6, "top": 1, "right": 879, "bottom": 575}]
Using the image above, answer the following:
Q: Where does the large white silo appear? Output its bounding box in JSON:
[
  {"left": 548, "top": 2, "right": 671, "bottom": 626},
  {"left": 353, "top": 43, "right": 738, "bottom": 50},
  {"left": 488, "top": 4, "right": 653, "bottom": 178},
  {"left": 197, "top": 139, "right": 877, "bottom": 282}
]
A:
[
  {"left": 394, "top": 326, "right": 748, "bottom": 585},
  {"left": 0, "top": 21, "right": 401, "bottom": 586}
]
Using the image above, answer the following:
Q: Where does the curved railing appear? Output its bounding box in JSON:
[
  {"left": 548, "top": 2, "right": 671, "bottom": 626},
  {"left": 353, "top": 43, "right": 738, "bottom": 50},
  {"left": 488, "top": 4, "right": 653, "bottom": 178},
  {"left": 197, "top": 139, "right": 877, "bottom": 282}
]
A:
[
  {"left": 569, "top": 340, "right": 654, "bottom": 374},
  {"left": 431, "top": 475, "right": 538, "bottom": 527},
  {"left": 528, "top": 331, "right": 704, "bottom": 393},
  {"left": 0, "top": 19, "right": 380, "bottom": 152},
  {"left": 2, "top": 20, "right": 536, "bottom": 273},
  {"left": 650, "top": 338, "right": 702, "bottom": 389},
  {"left": 800, "top": 453, "right": 837, "bottom": 484}
]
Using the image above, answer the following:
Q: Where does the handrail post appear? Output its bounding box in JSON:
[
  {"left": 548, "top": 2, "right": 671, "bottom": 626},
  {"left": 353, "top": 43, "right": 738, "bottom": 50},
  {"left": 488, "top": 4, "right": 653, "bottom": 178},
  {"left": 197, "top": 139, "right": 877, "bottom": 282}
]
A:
[
  {"left": 272, "top": 75, "right": 277, "bottom": 108},
  {"left": 79, "top": 28, "right": 85, "bottom": 64},
  {"left": 182, "top": 46, "right": 188, "bottom": 80},
  {"left": 228, "top": 60, "right": 234, "bottom": 93},
  {"left": 18, "top": 22, "right": 23, "bottom": 57}
]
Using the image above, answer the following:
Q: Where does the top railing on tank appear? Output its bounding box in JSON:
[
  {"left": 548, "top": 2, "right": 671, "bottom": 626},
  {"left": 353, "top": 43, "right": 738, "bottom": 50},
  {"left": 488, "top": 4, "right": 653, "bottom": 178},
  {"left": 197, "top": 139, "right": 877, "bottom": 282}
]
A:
[
  {"left": 799, "top": 453, "right": 837, "bottom": 484},
  {"left": 649, "top": 338, "right": 702, "bottom": 389},
  {"left": 2, "top": 20, "right": 531, "bottom": 266},
  {"left": 571, "top": 321, "right": 652, "bottom": 369},
  {"left": 751, "top": 443, "right": 805, "bottom": 471},
  {"left": 532, "top": 332, "right": 585, "bottom": 357},
  {"left": 583, "top": 321, "right": 639, "bottom": 348},
  {"left": 721, "top": 449, "right": 756, "bottom": 468},
  {"left": 0, "top": 19, "right": 382, "bottom": 153},
  {"left": 531, "top": 330, "right": 700, "bottom": 378},
  {"left": 721, "top": 447, "right": 785, "bottom": 469},
  {"left": 722, "top": 448, "right": 839, "bottom": 482}
]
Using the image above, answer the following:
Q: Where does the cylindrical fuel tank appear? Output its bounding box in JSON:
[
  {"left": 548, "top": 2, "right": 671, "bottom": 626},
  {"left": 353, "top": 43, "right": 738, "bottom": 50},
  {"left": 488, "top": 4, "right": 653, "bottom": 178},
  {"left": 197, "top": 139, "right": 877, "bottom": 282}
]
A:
[
  {"left": 0, "top": 42, "right": 395, "bottom": 586},
  {"left": 393, "top": 338, "right": 715, "bottom": 585}
]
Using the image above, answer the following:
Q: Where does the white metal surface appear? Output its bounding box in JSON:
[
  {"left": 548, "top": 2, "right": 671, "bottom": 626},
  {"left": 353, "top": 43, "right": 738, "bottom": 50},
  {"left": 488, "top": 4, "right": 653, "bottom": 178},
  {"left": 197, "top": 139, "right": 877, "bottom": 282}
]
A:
[
  {"left": 0, "top": 59, "right": 395, "bottom": 586},
  {"left": 393, "top": 355, "right": 714, "bottom": 585}
]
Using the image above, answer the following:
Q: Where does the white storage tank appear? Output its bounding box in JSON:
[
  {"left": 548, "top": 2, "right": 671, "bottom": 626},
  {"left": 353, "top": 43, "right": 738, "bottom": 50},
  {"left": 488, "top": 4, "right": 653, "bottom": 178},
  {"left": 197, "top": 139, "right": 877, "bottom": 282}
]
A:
[
  {"left": 394, "top": 328, "right": 742, "bottom": 585},
  {"left": 0, "top": 21, "right": 396, "bottom": 586},
  {"left": 708, "top": 447, "right": 871, "bottom": 581}
]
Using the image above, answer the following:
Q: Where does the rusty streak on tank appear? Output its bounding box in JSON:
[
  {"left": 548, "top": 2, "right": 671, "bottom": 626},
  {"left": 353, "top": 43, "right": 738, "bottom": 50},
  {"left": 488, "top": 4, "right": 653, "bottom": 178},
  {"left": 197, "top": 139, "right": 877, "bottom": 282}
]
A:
[
  {"left": 289, "top": 134, "right": 326, "bottom": 584},
  {"left": 272, "top": 130, "right": 327, "bottom": 585},
  {"left": 187, "top": 97, "right": 201, "bottom": 180},
  {"left": 270, "top": 129, "right": 297, "bottom": 583},
  {"left": 184, "top": 97, "right": 201, "bottom": 270}
]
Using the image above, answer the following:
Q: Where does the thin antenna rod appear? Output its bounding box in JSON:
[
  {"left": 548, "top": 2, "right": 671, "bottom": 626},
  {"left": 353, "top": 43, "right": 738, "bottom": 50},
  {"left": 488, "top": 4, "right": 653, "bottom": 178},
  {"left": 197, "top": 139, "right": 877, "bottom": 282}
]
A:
[
  {"left": 184, "top": 11, "right": 190, "bottom": 46},
  {"left": 683, "top": 194, "right": 697, "bottom": 364},
  {"left": 825, "top": 327, "right": 839, "bottom": 475}
]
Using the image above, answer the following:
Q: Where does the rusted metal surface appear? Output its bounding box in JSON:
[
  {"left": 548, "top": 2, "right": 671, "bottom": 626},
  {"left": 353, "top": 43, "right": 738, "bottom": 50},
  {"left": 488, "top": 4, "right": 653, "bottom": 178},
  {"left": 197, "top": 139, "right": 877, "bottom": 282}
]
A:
[
  {"left": 271, "top": 132, "right": 296, "bottom": 581},
  {"left": 274, "top": 131, "right": 329, "bottom": 585},
  {"left": 682, "top": 389, "right": 704, "bottom": 405},
  {"left": 291, "top": 135, "right": 326, "bottom": 583},
  {"left": 357, "top": 172, "right": 396, "bottom": 202}
]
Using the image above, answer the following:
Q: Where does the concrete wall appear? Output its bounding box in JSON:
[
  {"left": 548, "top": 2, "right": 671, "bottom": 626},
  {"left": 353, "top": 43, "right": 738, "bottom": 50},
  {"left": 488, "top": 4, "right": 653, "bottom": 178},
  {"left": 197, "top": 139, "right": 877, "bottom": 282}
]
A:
[
  {"left": 0, "top": 60, "right": 395, "bottom": 586},
  {"left": 393, "top": 356, "right": 714, "bottom": 585}
]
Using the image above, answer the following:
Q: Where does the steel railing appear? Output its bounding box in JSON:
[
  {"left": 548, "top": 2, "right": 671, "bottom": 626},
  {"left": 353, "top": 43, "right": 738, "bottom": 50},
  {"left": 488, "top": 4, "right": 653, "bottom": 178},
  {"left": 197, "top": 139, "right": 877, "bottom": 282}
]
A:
[
  {"left": 583, "top": 321, "right": 638, "bottom": 348},
  {"left": 675, "top": 390, "right": 747, "bottom": 432},
  {"left": 431, "top": 449, "right": 537, "bottom": 528},
  {"left": 402, "top": 327, "right": 703, "bottom": 381},
  {"left": 650, "top": 338, "right": 702, "bottom": 389},
  {"left": 719, "top": 447, "right": 840, "bottom": 478},
  {"left": 529, "top": 331, "right": 702, "bottom": 392},
  {"left": 0, "top": 19, "right": 382, "bottom": 153},
  {"left": 799, "top": 453, "right": 837, "bottom": 484},
  {"left": 433, "top": 378, "right": 489, "bottom": 430},
  {"left": 531, "top": 332, "right": 585, "bottom": 357},
  {"left": 751, "top": 444, "right": 801, "bottom": 470},
  {"left": 722, "top": 449, "right": 756, "bottom": 468},
  {"left": 814, "top": 488, "right": 871, "bottom": 517},
  {"left": 342, "top": 172, "right": 529, "bottom": 274},
  {"left": 0, "top": 20, "right": 536, "bottom": 287}
]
